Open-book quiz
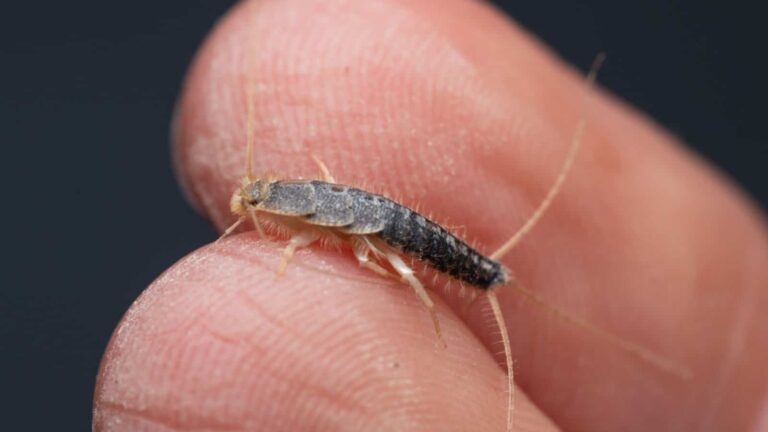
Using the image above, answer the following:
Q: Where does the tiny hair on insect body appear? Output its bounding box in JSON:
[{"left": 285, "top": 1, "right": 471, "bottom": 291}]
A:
[{"left": 221, "top": 52, "right": 690, "bottom": 432}]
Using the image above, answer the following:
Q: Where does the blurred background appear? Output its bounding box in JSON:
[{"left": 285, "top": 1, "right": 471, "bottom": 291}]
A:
[{"left": 2, "top": 0, "right": 765, "bottom": 429}]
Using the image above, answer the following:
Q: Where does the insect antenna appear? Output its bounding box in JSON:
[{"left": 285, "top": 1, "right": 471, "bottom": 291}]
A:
[
  {"left": 217, "top": 216, "right": 246, "bottom": 242},
  {"left": 245, "top": 84, "right": 256, "bottom": 182},
  {"left": 490, "top": 53, "right": 605, "bottom": 261},
  {"left": 218, "top": 83, "right": 259, "bottom": 242}
]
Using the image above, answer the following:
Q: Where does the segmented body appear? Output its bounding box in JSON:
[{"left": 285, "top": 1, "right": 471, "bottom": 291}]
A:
[{"left": 246, "top": 179, "right": 508, "bottom": 289}]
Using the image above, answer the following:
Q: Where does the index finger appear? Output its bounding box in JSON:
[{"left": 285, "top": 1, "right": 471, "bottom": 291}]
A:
[{"left": 173, "top": 0, "right": 768, "bottom": 431}]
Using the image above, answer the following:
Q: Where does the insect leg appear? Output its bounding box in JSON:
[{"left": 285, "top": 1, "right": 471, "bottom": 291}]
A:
[
  {"left": 311, "top": 155, "right": 336, "bottom": 183},
  {"left": 369, "top": 239, "right": 446, "bottom": 348},
  {"left": 248, "top": 209, "right": 266, "bottom": 239},
  {"left": 276, "top": 230, "right": 320, "bottom": 277},
  {"left": 351, "top": 238, "right": 396, "bottom": 279}
]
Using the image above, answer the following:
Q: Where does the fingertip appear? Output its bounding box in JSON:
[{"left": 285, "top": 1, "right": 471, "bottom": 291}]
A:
[{"left": 96, "top": 235, "right": 558, "bottom": 430}]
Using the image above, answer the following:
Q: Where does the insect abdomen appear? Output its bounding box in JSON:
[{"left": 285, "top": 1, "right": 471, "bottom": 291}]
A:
[{"left": 378, "top": 203, "right": 507, "bottom": 289}]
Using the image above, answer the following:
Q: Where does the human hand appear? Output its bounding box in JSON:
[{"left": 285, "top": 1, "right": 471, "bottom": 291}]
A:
[{"left": 93, "top": 1, "right": 768, "bottom": 431}]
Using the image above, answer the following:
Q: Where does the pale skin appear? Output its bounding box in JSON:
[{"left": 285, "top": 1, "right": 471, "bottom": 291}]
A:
[{"left": 93, "top": 0, "right": 768, "bottom": 431}]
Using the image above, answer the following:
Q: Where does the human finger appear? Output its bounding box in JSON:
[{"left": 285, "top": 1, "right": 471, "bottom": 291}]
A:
[
  {"left": 172, "top": 1, "right": 768, "bottom": 431},
  {"left": 94, "top": 237, "right": 561, "bottom": 431}
]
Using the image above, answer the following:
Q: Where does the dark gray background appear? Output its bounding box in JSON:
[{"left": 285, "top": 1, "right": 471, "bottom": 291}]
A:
[{"left": 3, "top": 0, "right": 765, "bottom": 429}]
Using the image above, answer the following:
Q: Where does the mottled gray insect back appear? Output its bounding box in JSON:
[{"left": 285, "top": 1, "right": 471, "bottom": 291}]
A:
[
  {"left": 253, "top": 180, "right": 508, "bottom": 289},
  {"left": 257, "top": 181, "right": 316, "bottom": 216}
]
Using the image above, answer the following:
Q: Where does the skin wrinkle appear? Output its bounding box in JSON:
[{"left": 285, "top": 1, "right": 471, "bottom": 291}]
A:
[
  {"left": 97, "top": 400, "right": 243, "bottom": 432},
  {"left": 129, "top": 261, "right": 249, "bottom": 341},
  {"left": 232, "top": 338, "right": 376, "bottom": 429},
  {"left": 100, "top": 342, "right": 249, "bottom": 428},
  {"left": 231, "top": 280, "right": 412, "bottom": 404},
  {"left": 111, "top": 253, "right": 342, "bottom": 428},
  {"left": 97, "top": 255, "right": 263, "bottom": 428}
]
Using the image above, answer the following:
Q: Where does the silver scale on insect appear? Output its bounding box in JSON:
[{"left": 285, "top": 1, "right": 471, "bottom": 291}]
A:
[{"left": 220, "top": 54, "right": 689, "bottom": 432}]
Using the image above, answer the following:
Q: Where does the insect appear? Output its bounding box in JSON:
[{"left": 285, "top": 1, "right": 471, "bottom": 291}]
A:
[{"left": 222, "top": 54, "right": 687, "bottom": 431}]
